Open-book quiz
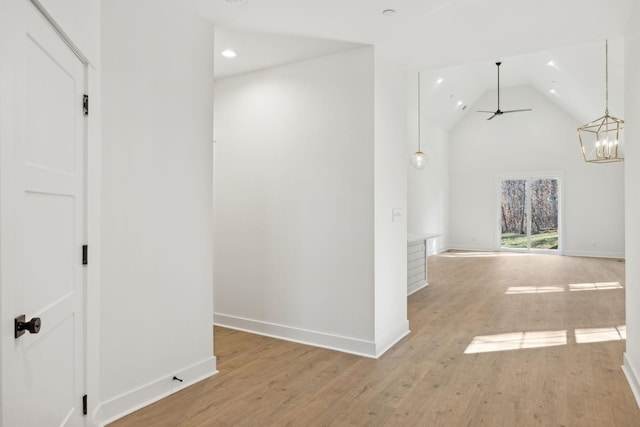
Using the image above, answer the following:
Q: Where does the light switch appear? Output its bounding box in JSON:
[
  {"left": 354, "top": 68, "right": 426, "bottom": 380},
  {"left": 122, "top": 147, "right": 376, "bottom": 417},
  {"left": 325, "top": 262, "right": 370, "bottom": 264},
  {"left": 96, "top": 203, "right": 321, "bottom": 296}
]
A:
[{"left": 392, "top": 208, "right": 402, "bottom": 222}]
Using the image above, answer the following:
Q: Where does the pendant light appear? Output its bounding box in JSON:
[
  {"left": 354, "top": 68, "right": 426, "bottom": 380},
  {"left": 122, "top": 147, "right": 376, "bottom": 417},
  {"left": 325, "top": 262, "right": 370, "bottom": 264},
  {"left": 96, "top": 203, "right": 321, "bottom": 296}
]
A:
[
  {"left": 577, "top": 40, "right": 624, "bottom": 163},
  {"left": 410, "top": 72, "right": 428, "bottom": 170}
]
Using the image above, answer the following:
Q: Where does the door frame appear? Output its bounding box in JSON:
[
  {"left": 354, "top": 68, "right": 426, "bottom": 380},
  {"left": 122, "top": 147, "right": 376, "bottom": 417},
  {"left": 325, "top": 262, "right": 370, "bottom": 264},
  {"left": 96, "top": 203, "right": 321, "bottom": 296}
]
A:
[
  {"left": 0, "top": 0, "right": 101, "bottom": 423},
  {"left": 495, "top": 171, "right": 565, "bottom": 255}
]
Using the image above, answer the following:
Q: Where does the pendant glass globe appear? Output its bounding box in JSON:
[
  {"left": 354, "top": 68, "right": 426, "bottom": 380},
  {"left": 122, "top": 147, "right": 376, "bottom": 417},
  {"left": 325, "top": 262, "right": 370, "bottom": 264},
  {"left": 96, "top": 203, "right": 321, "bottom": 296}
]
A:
[
  {"left": 410, "top": 151, "right": 428, "bottom": 170},
  {"left": 411, "top": 72, "right": 428, "bottom": 171}
]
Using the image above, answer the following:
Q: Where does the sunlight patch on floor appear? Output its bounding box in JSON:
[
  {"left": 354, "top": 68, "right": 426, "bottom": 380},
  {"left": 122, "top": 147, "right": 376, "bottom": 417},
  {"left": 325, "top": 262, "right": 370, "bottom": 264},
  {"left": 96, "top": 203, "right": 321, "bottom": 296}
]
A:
[
  {"left": 575, "top": 325, "right": 626, "bottom": 344},
  {"left": 464, "top": 330, "right": 567, "bottom": 354},
  {"left": 569, "top": 282, "right": 623, "bottom": 291},
  {"left": 505, "top": 286, "right": 564, "bottom": 294},
  {"left": 465, "top": 325, "right": 627, "bottom": 354},
  {"left": 506, "top": 282, "right": 623, "bottom": 295},
  {"left": 439, "top": 251, "right": 529, "bottom": 258}
]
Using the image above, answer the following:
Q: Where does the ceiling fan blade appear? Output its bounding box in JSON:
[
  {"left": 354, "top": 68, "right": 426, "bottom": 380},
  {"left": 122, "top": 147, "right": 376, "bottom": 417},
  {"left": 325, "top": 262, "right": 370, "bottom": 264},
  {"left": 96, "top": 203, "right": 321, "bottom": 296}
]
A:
[
  {"left": 502, "top": 109, "right": 532, "bottom": 113},
  {"left": 477, "top": 62, "right": 533, "bottom": 120}
]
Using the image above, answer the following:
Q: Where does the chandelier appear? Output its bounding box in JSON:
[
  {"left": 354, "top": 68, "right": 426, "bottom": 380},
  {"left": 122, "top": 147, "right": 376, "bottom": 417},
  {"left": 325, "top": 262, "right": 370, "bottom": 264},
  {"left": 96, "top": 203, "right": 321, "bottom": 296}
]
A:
[{"left": 577, "top": 40, "right": 624, "bottom": 163}]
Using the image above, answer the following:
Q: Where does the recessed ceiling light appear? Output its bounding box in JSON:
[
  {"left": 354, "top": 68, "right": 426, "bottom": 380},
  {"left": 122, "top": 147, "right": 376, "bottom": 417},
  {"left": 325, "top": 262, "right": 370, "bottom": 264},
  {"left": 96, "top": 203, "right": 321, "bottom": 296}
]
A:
[
  {"left": 457, "top": 100, "right": 463, "bottom": 107},
  {"left": 547, "top": 60, "right": 556, "bottom": 67},
  {"left": 382, "top": 9, "right": 396, "bottom": 16},
  {"left": 436, "top": 78, "right": 444, "bottom": 85},
  {"left": 549, "top": 89, "right": 556, "bottom": 94},
  {"left": 221, "top": 49, "right": 237, "bottom": 58}
]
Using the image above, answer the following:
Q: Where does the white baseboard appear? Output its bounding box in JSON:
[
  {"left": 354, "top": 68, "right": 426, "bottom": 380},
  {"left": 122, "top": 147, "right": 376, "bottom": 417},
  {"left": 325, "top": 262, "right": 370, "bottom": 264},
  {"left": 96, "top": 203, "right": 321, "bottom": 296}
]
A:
[
  {"left": 446, "top": 244, "right": 624, "bottom": 260},
  {"left": 623, "top": 353, "right": 640, "bottom": 409},
  {"left": 408, "top": 281, "right": 428, "bottom": 296},
  {"left": 215, "top": 313, "right": 388, "bottom": 358},
  {"left": 564, "top": 250, "right": 625, "bottom": 259},
  {"left": 374, "top": 320, "right": 410, "bottom": 358},
  {"left": 433, "top": 246, "right": 448, "bottom": 256},
  {"left": 94, "top": 356, "right": 217, "bottom": 427},
  {"left": 447, "top": 244, "right": 494, "bottom": 252}
]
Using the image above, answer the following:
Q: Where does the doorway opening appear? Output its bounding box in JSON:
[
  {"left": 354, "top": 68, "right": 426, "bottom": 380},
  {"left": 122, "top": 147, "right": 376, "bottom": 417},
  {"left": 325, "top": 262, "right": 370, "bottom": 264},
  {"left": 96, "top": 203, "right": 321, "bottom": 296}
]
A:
[{"left": 498, "top": 175, "right": 562, "bottom": 253}]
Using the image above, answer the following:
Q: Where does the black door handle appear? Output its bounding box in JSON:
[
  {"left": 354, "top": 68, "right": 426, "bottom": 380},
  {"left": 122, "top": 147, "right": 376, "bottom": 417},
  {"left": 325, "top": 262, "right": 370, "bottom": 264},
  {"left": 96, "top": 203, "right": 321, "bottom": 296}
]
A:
[{"left": 15, "top": 315, "right": 42, "bottom": 338}]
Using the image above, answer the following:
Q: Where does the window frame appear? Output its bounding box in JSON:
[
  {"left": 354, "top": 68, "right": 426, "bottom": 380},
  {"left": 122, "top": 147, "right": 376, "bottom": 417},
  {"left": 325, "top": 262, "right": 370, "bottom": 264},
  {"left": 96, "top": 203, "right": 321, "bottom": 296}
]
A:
[{"left": 495, "top": 171, "right": 565, "bottom": 255}]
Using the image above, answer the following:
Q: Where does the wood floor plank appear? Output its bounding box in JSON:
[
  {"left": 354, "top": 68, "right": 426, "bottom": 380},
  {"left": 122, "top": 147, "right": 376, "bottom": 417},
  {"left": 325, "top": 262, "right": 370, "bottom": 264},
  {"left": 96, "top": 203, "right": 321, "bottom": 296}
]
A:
[{"left": 109, "top": 252, "right": 639, "bottom": 427}]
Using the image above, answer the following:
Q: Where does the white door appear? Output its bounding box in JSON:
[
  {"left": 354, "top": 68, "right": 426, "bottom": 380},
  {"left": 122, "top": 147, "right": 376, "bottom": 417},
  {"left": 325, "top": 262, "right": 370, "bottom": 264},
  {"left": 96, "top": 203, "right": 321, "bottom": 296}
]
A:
[{"left": 1, "top": 1, "right": 87, "bottom": 425}]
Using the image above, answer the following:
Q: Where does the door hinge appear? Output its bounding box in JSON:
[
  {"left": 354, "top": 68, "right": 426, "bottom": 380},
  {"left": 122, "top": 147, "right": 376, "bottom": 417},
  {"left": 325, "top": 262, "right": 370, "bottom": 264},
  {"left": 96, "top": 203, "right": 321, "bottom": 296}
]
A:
[
  {"left": 83, "top": 94, "right": 89, "bottom": 116},
  {"left": 83, "top": 394, "right": 88, "bottom": 415},
  {"left": 82, "top": 245, "right": 88, "bottom": 265}
]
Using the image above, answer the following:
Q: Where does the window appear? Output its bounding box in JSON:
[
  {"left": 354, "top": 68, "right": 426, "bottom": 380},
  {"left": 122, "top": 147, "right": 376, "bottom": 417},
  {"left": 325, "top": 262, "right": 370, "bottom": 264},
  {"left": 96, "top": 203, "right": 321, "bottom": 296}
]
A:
[{"left": 497, "top": 174, "right": 562, "bottom": 253}]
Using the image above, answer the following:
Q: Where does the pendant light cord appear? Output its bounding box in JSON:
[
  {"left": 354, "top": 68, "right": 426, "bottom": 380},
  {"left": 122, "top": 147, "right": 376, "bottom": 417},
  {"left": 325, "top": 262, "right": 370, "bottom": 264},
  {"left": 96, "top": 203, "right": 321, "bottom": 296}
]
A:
[
  {"left": 605, "top": 39, "right": 609, "bottom": 114},
  {"left": 417, "top": 73, "right": 421, "bottom": 152}
]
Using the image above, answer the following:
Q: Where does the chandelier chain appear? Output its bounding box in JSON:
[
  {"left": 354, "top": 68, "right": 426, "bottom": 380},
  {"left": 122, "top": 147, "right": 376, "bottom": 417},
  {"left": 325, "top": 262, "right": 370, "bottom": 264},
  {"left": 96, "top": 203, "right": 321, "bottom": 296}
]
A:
[{"left": 605, "top": 39, "right": 609, "bottom": 114}]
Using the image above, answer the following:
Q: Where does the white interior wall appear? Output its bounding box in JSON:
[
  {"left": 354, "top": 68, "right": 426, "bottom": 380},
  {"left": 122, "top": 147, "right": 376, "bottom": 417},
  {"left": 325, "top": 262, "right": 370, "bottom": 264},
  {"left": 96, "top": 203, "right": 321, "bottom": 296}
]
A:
[
  {"left": 449, "top": 85, "right": 625, "bottom": 257},
  {"left": 623, "top": 1, "right": 640, "bottom": 407},
  {"left": 372, "top": 54, "right": 410, "bottom": 355},
  {"left": 213, "top": 47, "right": 378, "bottom": 356},
  {"left": 407, "top": 112, "right": 449, "bottom": 255},
  {"left": 99, "top": 1, "right": 216, "bottom": 423}
]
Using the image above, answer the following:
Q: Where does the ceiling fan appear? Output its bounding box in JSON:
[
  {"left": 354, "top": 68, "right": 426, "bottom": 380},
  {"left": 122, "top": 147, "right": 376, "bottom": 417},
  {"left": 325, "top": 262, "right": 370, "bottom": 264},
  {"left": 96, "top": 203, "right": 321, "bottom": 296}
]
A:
[{"left": 477, "top": 61, "right": 532, "bottom": 120}]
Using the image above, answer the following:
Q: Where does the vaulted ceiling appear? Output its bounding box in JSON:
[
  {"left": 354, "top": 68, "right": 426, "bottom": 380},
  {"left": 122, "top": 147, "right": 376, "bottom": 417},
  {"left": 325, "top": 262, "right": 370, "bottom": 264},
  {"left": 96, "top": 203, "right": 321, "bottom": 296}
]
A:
[
  {"left": 418, "top": 38, "right": 624, "bottom": 130},
  {"left": 189, "top": 0, "right": 633, "bottom": 130}
]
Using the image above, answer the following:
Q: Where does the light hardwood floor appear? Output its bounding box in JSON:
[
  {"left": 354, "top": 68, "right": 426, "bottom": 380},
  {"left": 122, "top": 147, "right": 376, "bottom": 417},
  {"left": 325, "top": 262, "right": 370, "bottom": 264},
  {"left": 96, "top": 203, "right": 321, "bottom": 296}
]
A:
[{"left": 109, "top": 252, "right": 639, "bottom": 426}]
